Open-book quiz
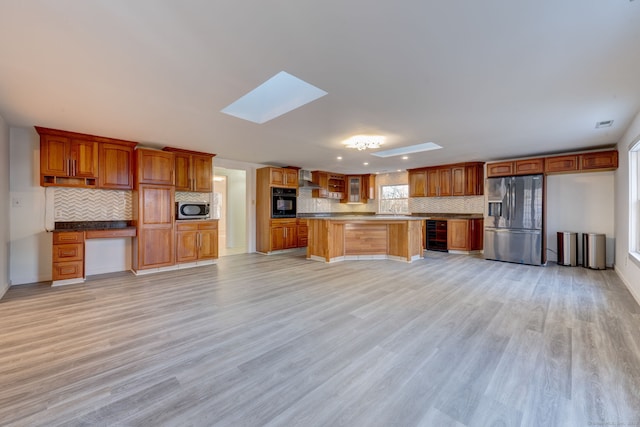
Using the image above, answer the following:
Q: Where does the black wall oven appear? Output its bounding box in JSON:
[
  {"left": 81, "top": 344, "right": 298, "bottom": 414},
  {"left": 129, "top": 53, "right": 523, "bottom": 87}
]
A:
[{"left": 271, "top": 187, "right": 297, "bottom": 218}]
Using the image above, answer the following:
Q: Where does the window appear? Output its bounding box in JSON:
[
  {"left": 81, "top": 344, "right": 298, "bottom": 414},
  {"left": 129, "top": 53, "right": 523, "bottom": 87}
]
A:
[
  {"left": 379, "top": 184, "right": 409, "bottom": 214},
  {"left": 630, "top": 140, "right": 640, "bottom": 260}
]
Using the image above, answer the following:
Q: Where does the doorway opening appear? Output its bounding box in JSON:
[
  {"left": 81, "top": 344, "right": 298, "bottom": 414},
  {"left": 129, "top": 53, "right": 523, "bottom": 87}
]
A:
[{"left": 213, "top": 167, "right": 247, "bottom": 256}]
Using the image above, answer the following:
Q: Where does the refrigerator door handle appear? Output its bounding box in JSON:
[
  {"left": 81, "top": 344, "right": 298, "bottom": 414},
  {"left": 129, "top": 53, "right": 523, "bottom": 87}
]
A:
[{"left": 505, "top": 183, "right": 510, "bottom": 221}]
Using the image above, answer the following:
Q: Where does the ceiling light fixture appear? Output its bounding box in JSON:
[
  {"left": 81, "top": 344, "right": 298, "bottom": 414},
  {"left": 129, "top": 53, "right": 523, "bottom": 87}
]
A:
[{"left": 343, "top": 135, "right": 385, "bottom": 151}]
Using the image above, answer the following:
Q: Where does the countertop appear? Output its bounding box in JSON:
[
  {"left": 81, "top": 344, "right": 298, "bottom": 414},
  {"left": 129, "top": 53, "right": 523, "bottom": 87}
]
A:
[
  {"left": 305, "top": 215, "right": 425, "bottom": 221},
  {"left": 298, "top": 213, "right": 483, "bottom": 220},
  {"left": 52, "top": 221, "right": 135, "bottom": 232}
]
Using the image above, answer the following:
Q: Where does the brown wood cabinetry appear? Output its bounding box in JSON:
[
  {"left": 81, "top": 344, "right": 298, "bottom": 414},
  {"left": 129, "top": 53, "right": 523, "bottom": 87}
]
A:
[
  {"left": 163, "top": 147, "right": 215, "bottom": 192},
  {"left": 409, "top": 162, "right": 484, "bottom": 197},
  {"left": 544, "top": 155, "right": 579, "bottom": 174},
  {"left": 581, "top": 150, "right": 618, "bottom": 171},
  {"left": 133, "top": 184, "right": 175, "bottom": 270},
  {"left": 312, "top": 171, "right": 346, "bottom": 199},
  {"left": 447, "top": 218, "right": 483, "bottom": 252},
  {"left": 52, "top": 231, "right": 85, "bottom": 282},
  {"left": 135, "top": 148, "right": 175, "bottom": 186},
  {"left": 267, "top": 167, "right": 298, "bottom": 188},
  {"left": 408, "top": 169, "right": 427, "bottom": 197},
  {"left": 98, "top": 141, "right": 136, "bottom": 190},
  {"left": 297, "top": 219, "right": 308, "bottom": 247},
  {"left": 342, "top": 174, "right": 376, "bottom": 203},
  {"left": 270, "top": 219, "right": 298, "bottom": 251},
  {"left": 38, "top": 128, "right": 99, "bottom": 187},
  {"left": 491, "top": 150, "right": 618, "bottom": 177},
  {"left": 176, "top": 220, "right": 218, "bottom": 263}
]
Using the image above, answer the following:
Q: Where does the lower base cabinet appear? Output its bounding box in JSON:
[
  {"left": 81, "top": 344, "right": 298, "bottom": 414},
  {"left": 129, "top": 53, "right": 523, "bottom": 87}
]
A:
[
  {"left": 52, "top": 231, "right": 85, "bottom": 281},
  {"left": 447, "top": 218, "right": 483, "bottom": 252},
  {"left": 176, "top": 220, "right": 218, "bottom": 263}
]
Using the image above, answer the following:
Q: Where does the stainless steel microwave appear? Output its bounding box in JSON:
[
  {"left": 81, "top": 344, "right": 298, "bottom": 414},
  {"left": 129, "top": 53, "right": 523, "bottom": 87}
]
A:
[{"left": 176, "top": 201, "right": 210, "bottom": 220}]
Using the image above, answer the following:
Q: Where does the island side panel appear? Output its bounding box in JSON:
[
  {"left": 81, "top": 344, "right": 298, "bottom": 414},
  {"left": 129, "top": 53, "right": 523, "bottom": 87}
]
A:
[
  {"left": 387, "top": 222, "right": 409, "bottom": 259},
  {"left": 344, "top": 223, "right": 387, "bottom": 256},
  {"left": 408, "top": 220, "right": 424, "bottom": 261}
]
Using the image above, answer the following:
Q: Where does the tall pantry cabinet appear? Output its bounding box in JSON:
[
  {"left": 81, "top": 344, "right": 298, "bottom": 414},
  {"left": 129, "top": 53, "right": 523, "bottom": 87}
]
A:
[{"left": 132, "top": 148, "right": 176, "bottom": 271}]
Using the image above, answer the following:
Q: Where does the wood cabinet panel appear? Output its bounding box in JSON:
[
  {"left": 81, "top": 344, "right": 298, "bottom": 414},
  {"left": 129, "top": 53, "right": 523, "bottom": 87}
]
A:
[
  {"left": 438, "top": 168, "right": 452, "bottom": 196},
  {"left": 447, "top": 218, "right": 483, "bottom": 252},
  {"left": 270, "top": 219, "right": 297, "bottom": 251},
  {"left": 164, "top": 148, "right": 214, "bottom": 192},
  {"left": 136, "top": 148, "right": 174, "bottom": 186},
  {"left": 464, "top": 163, "right": 484, "bottom": 195},
  {"left": 176, "top": 220, "right": 219, "bottom": 262},
  {"left": 99, "top": 142, "right": 135, "bottom": 189},
  {"left": 269, "top": 167, "right": 298, "bottom": 188},
  {"left": 515, "top": 158, "right": 544, "bottom": 175},
  {"left": 53, "top": 231, "right": 84, "bottom": 244},
  {"left": 40, "top": 135, "right": 70, "bottom": 176},
  {"left": 486, "top": 161, "right": 515, "bottom": 177},
  {"left": 408, "top": 170, "right": 427, "bottom": 197},
  {"left": 140, "top": 186, "right": 174, "bottom": 224},
  {"left": 581, "top": 150, "right": 618, "bottom": 171},
  {"left": 426, "top": 169, "right": 440, "bottom": 197},
  {"left": 138, "top": 228, "right": 174, "bottom": 268},
  {"left": 199, "top": 227, "right": 218, "bottom": 259},
  {"left": 52, "top": 243, "right": 84, "bottom": 262},
  {"left": 344, "top": 224, "right": 387, "bottom": 255},
  {"left": 451, "top": 166, "right": 465, "bottom": 196},
  {"left": 176, "top": 229, "right": 199, "bottom": 262},
  {"left": 52, "top": 261, "right": 84, "bottom": 281},
  {"left": 70, "top": 139, "right": 98, "bottom": 178},
  {"left": 544, "top": 155, "right": 579, "bottom": 174},
  {"left": 134, "top": 184, "right": 175, "bottom": 270}
]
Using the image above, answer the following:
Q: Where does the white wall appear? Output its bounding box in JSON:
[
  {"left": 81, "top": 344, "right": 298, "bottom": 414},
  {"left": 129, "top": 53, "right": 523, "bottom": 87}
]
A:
[
  {"left": 0, "top": 113, "right": 10, "bottom": 298},
  {"left": 9, "top": 127, "right": 50, "bottom": 285},
  {"left": 546, "top": 172, "right": 615, "bottom": 266},
  {"left": 615, "top": 110, "right": 640, "bottom": 304}
]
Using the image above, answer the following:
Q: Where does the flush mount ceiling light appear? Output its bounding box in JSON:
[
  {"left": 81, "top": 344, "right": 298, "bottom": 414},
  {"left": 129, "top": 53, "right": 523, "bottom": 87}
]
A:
[
  {"left": 342, "top": 135, "right": 385, "bottom": 151},
  {"left": 595, "top": 120, "right": 614, "bottom": 128},
  {"left": 221, "top": 71, "right": 327, "bottom": 124},
  {"left": 370, "top": 142, "right": 442, "bottom": 158}
]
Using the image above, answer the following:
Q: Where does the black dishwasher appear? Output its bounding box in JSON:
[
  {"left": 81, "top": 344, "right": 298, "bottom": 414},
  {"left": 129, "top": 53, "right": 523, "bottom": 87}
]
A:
[{"left": 426, "top": 220, "right": 448, "bottom": 252}]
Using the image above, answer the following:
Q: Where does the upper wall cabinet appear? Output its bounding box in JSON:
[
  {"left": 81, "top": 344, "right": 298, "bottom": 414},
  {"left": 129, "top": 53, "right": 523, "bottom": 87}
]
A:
[
  {"left": 269, "top": 167, "right": 299, "bottom": 188},
  {"left": 99, "top": 141, "right": 137, "bottom": 190},
  {"left": 312, "top": 171, "right": 345, "bottom": 199},
  {"left": 135, "top": 148, "right": 175, "bottom": 186},
  {"left": 408, "top": 162, "right": 484, "bottom": 198},
  {"left": 488, "top": 149, "right": 619, "bottom": 177},
  {"left": 163, "top": 147, "right": 216, "bottom": 192},
  {"left": 36, "top": 126, "right": 138, "bottom": 189},
  {"left": 341, "top": 174, "right": 375, "bottom": 203}
]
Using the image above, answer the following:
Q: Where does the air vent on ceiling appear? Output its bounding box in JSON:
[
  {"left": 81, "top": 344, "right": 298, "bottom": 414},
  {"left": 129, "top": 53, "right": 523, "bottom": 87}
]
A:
[{"left": 595, "top": 120, "right": 614, "bottom": 128}]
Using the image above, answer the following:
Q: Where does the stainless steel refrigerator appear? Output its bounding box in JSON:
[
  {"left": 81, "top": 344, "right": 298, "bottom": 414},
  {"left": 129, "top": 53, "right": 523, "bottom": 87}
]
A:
[{"left": 484, "top": 174, "right": 544, "bottom": 265}]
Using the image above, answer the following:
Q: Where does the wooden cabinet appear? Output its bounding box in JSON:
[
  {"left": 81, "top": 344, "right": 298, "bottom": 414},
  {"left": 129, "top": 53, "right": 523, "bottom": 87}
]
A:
[
  {"left": 486, "top": 161, "right": 515, "bottom": 178},
  {"left": 408, "top": 169, "right": 427, "bottom": 197},
  {"left": 267, "top": 167, "right": 298, "bottom": 188},
  {"left": 176, "top": 220, "right": 218, "bottom": 263},
  {"left": 133, "top": 184, "right": 175, "bottom": 270},
  {"left": 297, "top": 219, "right": 308, "bottom": 247},
  {"left": 163, "top": 147, "right": 215, "bottom": 192},
  {"left": 312, "top": 171, "right": 346, "bottom": 199},
  {"left": 135, "top": 148, "right": 175, "bottom": 186},
  {"left": 37, "top": 127, "right": 99, "bottom": 187},
  {"left": 270, "top": 219, "right": 298, "bottom": 251},
  {"left": 447, "top": 218, "right": 483, "bottom": 252},
  {"left": 342, "top": 174, "right": 376, "bottom": 203},
  {"left": 409, "top": 162, "right": 484, "bottom": 197},
  {"left": 464, "top": 163, "right": 484, "bottom": 195},
  {"left": 99, "top": 141, "right": 136, "bottom": 190},
  {"left": 52, "top": 231, "right": 84, "bottom": 282},
  {"left": 545, "top": 155, "right": 579, "bottom": 174},
  {"left": 492, "top": 150, "right": 618, "bottom": 177},
  {"left": 580, "top": 150, "right": 618, "bottom": 171}
]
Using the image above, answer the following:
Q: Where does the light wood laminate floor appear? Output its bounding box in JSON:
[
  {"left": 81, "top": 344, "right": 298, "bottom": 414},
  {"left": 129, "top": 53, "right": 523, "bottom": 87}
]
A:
[{"left": 1, "top": 250, "right": 639, "bottom": 426}]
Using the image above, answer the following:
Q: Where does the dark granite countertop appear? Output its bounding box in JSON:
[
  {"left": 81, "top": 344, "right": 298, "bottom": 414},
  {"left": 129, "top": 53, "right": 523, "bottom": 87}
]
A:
[
  {"left": 52, "top": 221, "right": 135, "bottom": 232},
  {"left": 297, "top": 212, "right": 376, "bottom": 218},
  {"left": 298, "top": 212, "right": 483, "bottom": 219},
  {"left": 411, "top": 213, "right": 484, "bottom": 219}
]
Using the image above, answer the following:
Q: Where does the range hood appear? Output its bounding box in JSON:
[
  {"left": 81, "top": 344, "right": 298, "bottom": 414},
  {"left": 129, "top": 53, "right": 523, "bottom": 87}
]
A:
[{"left": 298, "top": 170, "right": 321, "bottom": 189}]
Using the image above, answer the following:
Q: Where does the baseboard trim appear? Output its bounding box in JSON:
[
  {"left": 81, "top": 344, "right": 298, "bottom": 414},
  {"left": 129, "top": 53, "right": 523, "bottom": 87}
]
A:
[{"left": 614, "top": 265, "right": 640, "bottom": 307}]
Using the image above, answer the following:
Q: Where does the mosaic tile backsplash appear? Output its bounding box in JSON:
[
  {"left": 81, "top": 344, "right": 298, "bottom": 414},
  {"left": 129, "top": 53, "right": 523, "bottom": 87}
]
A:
[
  {"left": 410, "top": 196, "right": 484, "bottom": 214},
  {"left": 53, "top": 188, "right": 133, "bottom": 221}
]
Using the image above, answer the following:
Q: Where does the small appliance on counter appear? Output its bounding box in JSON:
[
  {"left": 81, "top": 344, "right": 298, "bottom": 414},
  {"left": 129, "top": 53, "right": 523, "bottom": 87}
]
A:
[{"left": 176, "top": 201, "right": 210, "bottom": 220}]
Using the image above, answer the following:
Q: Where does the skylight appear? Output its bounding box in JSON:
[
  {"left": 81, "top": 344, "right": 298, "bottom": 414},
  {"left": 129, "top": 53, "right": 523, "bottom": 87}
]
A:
[
  {"left": 221, "top": 71, "right": 327, "bottom": 124},
  {"left": 370, "top": 142, "right": 442, "bottom": 158}
]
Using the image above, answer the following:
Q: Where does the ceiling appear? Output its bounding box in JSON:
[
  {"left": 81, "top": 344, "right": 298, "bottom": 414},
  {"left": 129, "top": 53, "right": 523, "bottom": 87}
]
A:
[{"left": 1, "top": 0, "right": 639, "bottom": 174}]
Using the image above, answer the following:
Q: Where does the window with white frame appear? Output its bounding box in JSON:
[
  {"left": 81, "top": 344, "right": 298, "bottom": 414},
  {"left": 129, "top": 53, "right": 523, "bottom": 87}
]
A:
[
  {"left": 378, "top": 184, "right": 409, "bottom": 214},
  {"left": 630, "top": 140, "right": 640, "bottom": 258}
]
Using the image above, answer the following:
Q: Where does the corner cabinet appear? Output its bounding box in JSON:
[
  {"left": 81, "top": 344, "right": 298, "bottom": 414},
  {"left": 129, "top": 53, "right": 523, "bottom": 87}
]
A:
[
  {"left": 176, "top": 220, "right": 218, "bottom": 263},
  {"left": 409, "top": 162, "right": 484, "bottom": 197},
  {"left": 163, "top": 147, "right": 216, "bottom": 192}
]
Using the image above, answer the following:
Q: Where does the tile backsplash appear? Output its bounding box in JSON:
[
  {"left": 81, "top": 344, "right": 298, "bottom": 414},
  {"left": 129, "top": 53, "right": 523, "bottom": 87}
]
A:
[
  {"left": 410, "top": 196, "right": 484, "bottom": 214},
  {"left": 53, "top": 188, "right": 133, "bottom": 221}
]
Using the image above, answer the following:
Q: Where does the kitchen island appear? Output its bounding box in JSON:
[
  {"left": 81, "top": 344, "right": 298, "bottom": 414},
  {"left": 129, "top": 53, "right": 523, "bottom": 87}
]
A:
[{"left": 306, "top": 216, "right": 425, "bottom": 263}]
